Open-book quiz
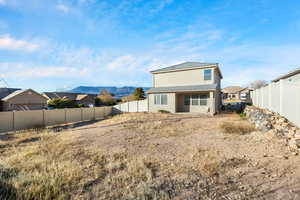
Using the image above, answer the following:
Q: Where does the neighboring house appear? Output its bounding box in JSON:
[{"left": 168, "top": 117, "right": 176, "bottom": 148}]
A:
[
  {"left": 222, "top": 86, "right": 252, "bottom": 103},
  {"left": 272, "top": 67, "right": 300, "bottom": 83},
  {"left": 43, "top": 92, "right": 97, "bottom": 107},
  {"left": 147, "top": 62, "right": 223, "bottom": 114},
  {"left": 0, "top": 88, "right": 48, "bottom": 111}
]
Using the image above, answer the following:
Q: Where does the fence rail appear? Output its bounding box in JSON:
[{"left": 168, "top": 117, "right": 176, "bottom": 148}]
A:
[
  {"left": 0, "top": 106, "right": 112, "bottom": 133},
  {"left": 252, "top": 80, "right": 300, "bottom": 128},
  {"left": 113, "top": 99, "right": 148, "bottom": 113}
]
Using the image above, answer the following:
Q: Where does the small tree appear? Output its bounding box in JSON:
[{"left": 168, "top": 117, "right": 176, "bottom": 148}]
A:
[
  {"left": 250, "top": 80, "right": 268, "bottom": 89},
  {"left": 100, "top": 90, "right": 111, "bottom": 96},
  {"left": 132, "top": 88, "right": 145, "bottom": 100}
]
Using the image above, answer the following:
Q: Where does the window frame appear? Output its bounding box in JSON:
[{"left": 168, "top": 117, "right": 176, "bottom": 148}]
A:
[
  {"left": 191, "top": 95, "right": 199, "bottom": 105},
  {"left": 161, "top": 94, "right": 168, "bottom": 105},
  {"left": 184, "top": 95, "right": 190, "bottom": 105},
  {"left": 154, "top": 94, "right": 168, "bottom": 105},
  {"left": 204, "top": 69, "right": 212, "bottom": 81}
]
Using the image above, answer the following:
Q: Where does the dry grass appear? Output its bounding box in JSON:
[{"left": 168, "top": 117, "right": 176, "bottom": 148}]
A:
[
  {"left": 0, "top": 113, "right": 280, "bottom": 199},
  {"left": 219, "top": 120, "right": 255, "bottom": 135}
]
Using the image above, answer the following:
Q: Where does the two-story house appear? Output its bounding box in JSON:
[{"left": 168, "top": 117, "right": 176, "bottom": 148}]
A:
[{"left": 147, "top": 62, "right": 222, "bottom": 114}]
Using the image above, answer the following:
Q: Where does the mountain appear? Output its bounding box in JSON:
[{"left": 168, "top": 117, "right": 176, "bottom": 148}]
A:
[{"left": 69, "top": 86, "right": 150, "bottom": 98}]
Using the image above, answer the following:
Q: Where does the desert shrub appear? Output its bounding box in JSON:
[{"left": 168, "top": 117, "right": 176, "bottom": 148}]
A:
[
  {"left": 48, "top": 98, "right": 78, "bottom": 109},
  {"left": 96, "top": 95, "right": 116, "bottom": 106},
  {"left": 220, "top": 121, "right": 255, "bottom": 134},
  {"left": 239, "top": 112, "right": 247, "bottom": 118},
  {"left": 158, "top": 110, "right": 170, "bottom": 113}
]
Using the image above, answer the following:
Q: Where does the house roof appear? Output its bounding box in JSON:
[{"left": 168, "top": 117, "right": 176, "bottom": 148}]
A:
[
  {"left": 222, "top": 86, "right": 245, "bottom": 94},
  {"left": 147, "top": 84, "right": 217, "bottom": 94},
  {"left": 2, "top": 89, "right": 48, "bottom": 101},
  {"left": 272, "top": 67, "right": 300, "bottom": 82},
  {"left": 150, "top": 62, "right": 223, "bottom": 78},
  {"left": 76, "top": 94, "right": 88, "bottom": 101},
  {"left": 43, "top": 92, "right": 97, "bottom": 101},
  {"left": 0, "top": 88, "right": 21, "bottom": 100}
]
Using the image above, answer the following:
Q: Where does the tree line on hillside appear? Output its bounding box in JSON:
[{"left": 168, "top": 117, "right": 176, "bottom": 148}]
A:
[{"left": 48, "top": 88, "right": 146, "bottom": 109}]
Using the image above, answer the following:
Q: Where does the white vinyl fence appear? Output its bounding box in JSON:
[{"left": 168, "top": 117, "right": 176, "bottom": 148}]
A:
[
  {"left": 252, "top": 80, "right": 300, "bottom": 128},
  {"left": 0, "top": 106, "right": 112, "bottom": 133},
  {"left": 113, "top": 99, "right": 148, "bottom": 113}
]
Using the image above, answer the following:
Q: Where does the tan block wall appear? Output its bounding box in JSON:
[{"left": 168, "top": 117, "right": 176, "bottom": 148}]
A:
[
  {"left": 153, "top": 67, "right": 216, "bottom": 87},
  {"left": 45, "top": 109, "right": 66, "bottom": 126},
  {"left": 14, "top": 110, "right": 44, "bottom": 130},
  {"left": 66, "top": 108, "right": 82, "bottom": 123},
  {"left": 0, "top": 112, "right": 13, "bottom": 132},
  {"left": 82, "top": 107, "right": 95, "bottom": 121},
  {"left": 0, "top": 106, "right": 112, "bottom": 133},
  {"left": 95, "top": 107, "right": 105, "bottom": 119}
]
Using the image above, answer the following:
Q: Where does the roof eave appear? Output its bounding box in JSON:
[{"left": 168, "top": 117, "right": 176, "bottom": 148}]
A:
[
  {"left": 272, "top": 68, "right": 300, "bottom": 82},
  {"left": 150, "top": 64, "right": 219, "bottom": 74}
]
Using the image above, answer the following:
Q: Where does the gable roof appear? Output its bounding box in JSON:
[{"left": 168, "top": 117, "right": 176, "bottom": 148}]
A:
[
  {"left": 147, "top": 84, "right": 217, "bottom": 94},
  {"left": 272, "top": 67, "right": 300, "bottom": 82},
  {"left": 222, "top": 86, "right": 245, "bottom": 94},
  {"left": 0, "top": 88, "right": 21, "bottom": 100},
  {"left": 2, "top": 89, "right": 48, "bottom": 101},
  {"left": 150, "top": 62, "right": 223, "bottom": 78},
  {"left": 43, "top": 92, "right": 97, "bottom": 101}
]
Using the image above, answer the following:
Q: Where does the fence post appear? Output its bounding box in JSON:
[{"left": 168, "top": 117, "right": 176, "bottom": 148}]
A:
[
  {"left": 93, "top": 107, "right": 96, "bottom": 120},
  {"left": 42, "top": 109, "right": 45, "bottom": 127},
  {"left": 80, "top": 108, "right": 83, "bottom": 121},
  {"left": 137, "top": 101, "right": 139, "bottom": 112},
  {"left": 279, "top": 79, "right": 284, "bottom": 115},
  {"left": 12, "top": 111, "right": 15, "bottom": 132},
  {"left": 268, "top": 84, "right": 272, "bottom": 110},
  {"left": 64, "top": 109, "right": 67, "bottom": 124},
  {"left": 127, "top": 102, "right": 129, "bottom": 112}
]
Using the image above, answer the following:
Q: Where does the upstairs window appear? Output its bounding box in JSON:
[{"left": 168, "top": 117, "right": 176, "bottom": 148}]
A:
[{"left": 204, "top": 69, "right": 212, "bottom": 81}]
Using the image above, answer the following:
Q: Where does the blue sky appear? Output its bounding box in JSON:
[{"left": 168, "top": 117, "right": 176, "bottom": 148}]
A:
[{"left": 0, "top": 0, "right": 300, "bottom": 92}]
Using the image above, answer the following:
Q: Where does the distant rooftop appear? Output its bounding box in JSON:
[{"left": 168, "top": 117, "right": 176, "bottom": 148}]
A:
[
  {"left": 0, "top": 88, "right": 21, "bottom": 100},
  {"left": 272, "top": 67, "right": 300, "bottom": 82},
  {"left": 222, "top": 86, "right": 245, "bottom": 93},
  {"left": 150, "top": 62, "right": 222, "bottom": 78}
]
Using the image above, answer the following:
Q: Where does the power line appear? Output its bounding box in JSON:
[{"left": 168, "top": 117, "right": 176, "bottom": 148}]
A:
[{"left": 0, "top": 78, "right": 9, "bottom": 87}]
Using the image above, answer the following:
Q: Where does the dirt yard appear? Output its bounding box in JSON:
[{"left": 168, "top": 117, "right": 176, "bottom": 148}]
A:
[{"left": 1, "top": 112, "right": 300, "bottom": 200}]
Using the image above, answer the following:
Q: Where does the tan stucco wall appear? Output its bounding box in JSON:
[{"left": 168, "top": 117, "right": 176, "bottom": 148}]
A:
[
  {"left": 148, "top": 93, "right": 176, "bottom": 113},
  {"left": 153, "top": 67, "right": 217, "bottom": 87}
]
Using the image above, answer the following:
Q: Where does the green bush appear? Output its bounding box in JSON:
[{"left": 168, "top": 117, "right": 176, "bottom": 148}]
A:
[
  {"left": 48, "top": 98, "right": 79, "bottom": 109},
  {"left": 158, "top": 110, "right": 170, "bottom": 113},
  {"left": 239, "top": 112, "right": 246, "bottom": 118}
]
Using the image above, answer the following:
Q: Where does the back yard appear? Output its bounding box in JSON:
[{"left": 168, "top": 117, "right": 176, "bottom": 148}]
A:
[{"left": 1, "top": 112, "right": 300, "bottom": 199}]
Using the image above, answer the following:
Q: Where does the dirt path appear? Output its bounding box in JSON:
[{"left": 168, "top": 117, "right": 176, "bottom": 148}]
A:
[
  {"left": 2, "top": 112, "right": 300, "bottom": 199},
  {"left": 70, "top": 112, "right": 300, "bottom": 199}
]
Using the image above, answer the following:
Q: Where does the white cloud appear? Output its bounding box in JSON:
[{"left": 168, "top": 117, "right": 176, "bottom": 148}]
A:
[
  {"left": 107, "top": 55, "right": 135, "bottom": 70},
  {"left": 56, "top": 4, "right": 69, "bottom": 13},
  {"left": 1, "top": 62, "right": 90, "bottom": 78},
  {"left": 0, "top": 0, "right": 5, "bottom": 5},
  {"left": 0, "top": 34, "right": 39, "bottom": 52},
  {"left": 150, "top": 0, "right": 173, "bottom": 14}
]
